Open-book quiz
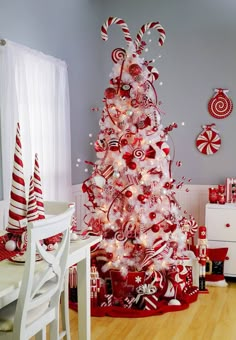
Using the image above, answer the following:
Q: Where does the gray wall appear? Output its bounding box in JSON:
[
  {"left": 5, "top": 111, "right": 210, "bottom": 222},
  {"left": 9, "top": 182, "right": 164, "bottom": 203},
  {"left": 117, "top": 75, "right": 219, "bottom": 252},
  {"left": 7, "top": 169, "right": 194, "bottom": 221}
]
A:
[
  {"left": 97, "top": 0, "right": 236, "bottom": 185},
  {"left": 1, "top": 0, "right": 236, "bottom": 192}
]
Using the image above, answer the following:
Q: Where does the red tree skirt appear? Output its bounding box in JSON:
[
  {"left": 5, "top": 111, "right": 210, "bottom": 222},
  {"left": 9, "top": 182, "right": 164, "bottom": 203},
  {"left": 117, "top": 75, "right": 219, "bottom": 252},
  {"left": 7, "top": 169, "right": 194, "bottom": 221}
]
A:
[{"left": 69, "top": 292, "right": 198, "bottom": 318}]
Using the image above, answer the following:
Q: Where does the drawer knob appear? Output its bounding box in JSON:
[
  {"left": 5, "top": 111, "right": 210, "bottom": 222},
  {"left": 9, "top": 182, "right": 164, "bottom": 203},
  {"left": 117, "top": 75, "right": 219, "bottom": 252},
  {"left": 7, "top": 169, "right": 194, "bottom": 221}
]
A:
[
  {"left": 225, "top": 223, "right": 230, "bottom": 228},
  {"left": 226, "top": 256, "right": 229, "bottom": 260}
]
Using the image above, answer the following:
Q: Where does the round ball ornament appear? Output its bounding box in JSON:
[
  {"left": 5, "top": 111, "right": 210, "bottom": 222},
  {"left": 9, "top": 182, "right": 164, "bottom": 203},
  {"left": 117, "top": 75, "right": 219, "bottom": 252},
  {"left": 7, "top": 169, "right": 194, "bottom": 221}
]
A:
[
  {"left": 129, "top": 64, "right": 142, "bottom": 77},
  {"left": 137, "top": 194, "right": 145, "bottom": 202},
  {"left": 128, "top": 161, "right": 137, "bottom": 170},
  {"left": 120, "top": 138, "right": 128, "bottom": 147},
  {"left": 125, "top": 190, "right": 133, "bottom": 198},
  {"left": 5, "top": 239, "right": 16, "bottom": 251},
  {"left": 208, "top": 88, "right": 233, "bottom": 119},
  {"left": 196, "top": 124, "right": 221, "bottom": 155},
  {"left": 151, "top": 224, "right": 160, "bottom": 232},
  {"left": 104, "top": 87, "right": 116, "bottom": 99},
  {"left": 106, "top": 252, "right": 113, "bottom": 260},
  {"left": 149, "top": 212, "right": 156, "bottom": 220}
]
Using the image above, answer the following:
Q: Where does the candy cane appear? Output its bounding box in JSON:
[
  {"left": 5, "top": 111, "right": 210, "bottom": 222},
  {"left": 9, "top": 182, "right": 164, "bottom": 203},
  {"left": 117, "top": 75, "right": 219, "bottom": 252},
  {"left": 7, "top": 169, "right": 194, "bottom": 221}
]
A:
[
  {"left": 134, "top": 22, "right": 166, "bottom": 51},
  {"left": 101, "top": 17, "right": 132, "bottom": 46}
]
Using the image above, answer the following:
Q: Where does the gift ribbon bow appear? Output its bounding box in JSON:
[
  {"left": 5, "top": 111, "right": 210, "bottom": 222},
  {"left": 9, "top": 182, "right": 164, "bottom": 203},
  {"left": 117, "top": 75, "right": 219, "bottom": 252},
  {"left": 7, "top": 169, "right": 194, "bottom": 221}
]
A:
[{"left": 135, "top": 283, "right": 157, "bottom": 303}]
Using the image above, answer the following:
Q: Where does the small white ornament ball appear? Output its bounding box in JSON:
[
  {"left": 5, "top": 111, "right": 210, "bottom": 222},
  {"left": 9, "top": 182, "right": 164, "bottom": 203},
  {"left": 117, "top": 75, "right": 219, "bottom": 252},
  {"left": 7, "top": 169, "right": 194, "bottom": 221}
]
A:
[
  {"left": 5, "top": 240, "right": 16, "bottom": 252},
  {"left": 113, "top": 171, "right": 120, "bottom": 178}
]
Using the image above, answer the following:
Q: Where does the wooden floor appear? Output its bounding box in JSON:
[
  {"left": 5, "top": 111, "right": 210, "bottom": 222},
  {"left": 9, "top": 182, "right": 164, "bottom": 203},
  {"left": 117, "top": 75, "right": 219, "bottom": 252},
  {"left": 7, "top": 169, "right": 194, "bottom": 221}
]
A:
[{"left": 69, "top": 279, "right": 236, "bottom": 340}]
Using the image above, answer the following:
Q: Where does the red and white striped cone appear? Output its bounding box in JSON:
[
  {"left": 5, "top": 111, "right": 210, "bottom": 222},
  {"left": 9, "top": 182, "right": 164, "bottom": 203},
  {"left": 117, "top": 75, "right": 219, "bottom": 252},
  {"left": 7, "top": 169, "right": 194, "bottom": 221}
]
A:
[
  {"left": 7, "top": 123, "right": 27, "bottom": 230},
  {"left": 27, "top": 176, "right": 39, "bottom": 222},
  {"left": 33, "top": 153, "right": 45, "bottom": 219}
]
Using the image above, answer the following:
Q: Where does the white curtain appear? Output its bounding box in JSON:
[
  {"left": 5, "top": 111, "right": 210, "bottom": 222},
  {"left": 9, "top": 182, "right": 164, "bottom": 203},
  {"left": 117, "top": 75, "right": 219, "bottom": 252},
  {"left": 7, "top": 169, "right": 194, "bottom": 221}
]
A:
[{"left": 0, "top": 40, "right": 72, "bottom": 202}]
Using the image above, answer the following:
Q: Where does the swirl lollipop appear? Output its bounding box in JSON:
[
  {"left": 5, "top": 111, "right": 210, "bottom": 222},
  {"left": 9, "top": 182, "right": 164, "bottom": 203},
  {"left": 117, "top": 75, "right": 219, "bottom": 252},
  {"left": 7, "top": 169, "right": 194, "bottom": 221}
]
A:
[
  {"left": 112, "top": 48, "right": 126, "bottom": 63},
  {"left": 208, "top": 88, "right": 233, "bottom": 119}
]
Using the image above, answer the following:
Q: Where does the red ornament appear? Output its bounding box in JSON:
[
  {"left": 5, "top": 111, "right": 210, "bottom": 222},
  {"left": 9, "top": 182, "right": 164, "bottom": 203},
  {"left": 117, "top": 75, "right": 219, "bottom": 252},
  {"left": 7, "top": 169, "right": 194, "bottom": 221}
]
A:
[
  {"left": 104, "top": 87, "right": 116, "bottom": 99},
  {"left": 125, "top": 190, "right": 133, "bottom": 198},
  {"left": 149, "top": 212, "right": 156, "bottom": 220},
  {"left": 128, "top": 161, "right": 137, "bottom": 170},
  {"left": 129, "top": 64, "right": 142, "bottom": 77},
  {"left": 120, "top": 138, "right": 128, "bottom": 146},
  {"left": 151, "top": 224, "right": 160, "bottom": 232},
  {"left": 137, "top": 194, "right": 145, "bottom": 202},
  {"left": 120, "top": 84, "right": 131, "bottom": 98},
  {"left": 106, "top": 252, "right": 113, "bottom": 260}
]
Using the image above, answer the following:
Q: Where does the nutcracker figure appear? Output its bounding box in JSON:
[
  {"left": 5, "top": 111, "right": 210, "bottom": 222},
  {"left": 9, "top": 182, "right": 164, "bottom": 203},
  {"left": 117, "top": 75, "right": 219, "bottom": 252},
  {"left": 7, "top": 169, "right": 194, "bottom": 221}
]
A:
[
  {"left": 90, "top": 261, "right": 101, "bottom": 307},
  {"left": 196, "top": 226, "right": 208, "bottom": 291}
]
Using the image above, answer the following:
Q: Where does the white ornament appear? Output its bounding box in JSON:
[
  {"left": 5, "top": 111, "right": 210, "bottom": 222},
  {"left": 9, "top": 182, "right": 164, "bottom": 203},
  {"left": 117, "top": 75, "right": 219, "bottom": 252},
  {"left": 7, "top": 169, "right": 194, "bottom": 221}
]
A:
[
  {"left": 113, "top": 171, "right": 120, "bottom": 179},
  {"left": 5, "top": 240, "right": 16, "bottom": 252}
]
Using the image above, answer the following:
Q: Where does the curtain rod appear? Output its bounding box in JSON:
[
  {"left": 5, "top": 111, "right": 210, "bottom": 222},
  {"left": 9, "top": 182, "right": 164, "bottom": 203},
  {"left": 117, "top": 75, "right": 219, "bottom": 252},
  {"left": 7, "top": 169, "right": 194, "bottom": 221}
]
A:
[{"left": 0, "top": 39, "right": 6, "bottom": 46}]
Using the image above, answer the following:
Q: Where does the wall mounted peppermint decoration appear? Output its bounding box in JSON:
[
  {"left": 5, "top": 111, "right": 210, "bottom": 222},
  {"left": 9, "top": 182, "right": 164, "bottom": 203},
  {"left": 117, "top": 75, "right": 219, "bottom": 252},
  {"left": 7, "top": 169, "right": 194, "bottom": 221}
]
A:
[
  {"left": 208, "top": 88, "right": 233, "bottom": 119},
  {"left": 196, "top": 124, "right": 221, "bottom": 155}
]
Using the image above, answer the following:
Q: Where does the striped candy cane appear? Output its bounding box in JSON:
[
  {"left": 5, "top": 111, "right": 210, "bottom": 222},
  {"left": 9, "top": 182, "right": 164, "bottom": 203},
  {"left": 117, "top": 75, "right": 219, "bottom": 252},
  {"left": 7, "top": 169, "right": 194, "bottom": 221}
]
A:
[
  {"left": 134, "top": 22, "right": 166, "bottom": 51},
  {"left": 101, "top": 17, "right": 132, "bottom": 46}
]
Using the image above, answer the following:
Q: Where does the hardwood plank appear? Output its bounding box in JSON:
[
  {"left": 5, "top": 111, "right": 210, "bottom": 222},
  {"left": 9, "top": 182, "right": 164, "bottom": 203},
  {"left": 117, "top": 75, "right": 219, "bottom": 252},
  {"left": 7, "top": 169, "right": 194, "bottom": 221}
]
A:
[{"left": 38, "top": 280, "right": 236, "bottom": 339}]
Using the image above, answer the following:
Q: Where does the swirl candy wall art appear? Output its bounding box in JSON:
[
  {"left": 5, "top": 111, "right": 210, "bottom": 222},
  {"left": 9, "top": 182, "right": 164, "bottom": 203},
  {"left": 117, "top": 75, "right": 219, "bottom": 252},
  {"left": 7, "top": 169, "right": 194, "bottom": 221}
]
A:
[{"left": 208, "top": 88, "right": 233, "bottom": 119}]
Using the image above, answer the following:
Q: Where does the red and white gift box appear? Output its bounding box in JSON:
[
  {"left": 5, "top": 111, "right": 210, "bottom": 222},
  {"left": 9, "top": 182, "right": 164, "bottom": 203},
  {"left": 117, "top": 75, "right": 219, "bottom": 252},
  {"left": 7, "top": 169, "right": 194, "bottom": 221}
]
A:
[
  {"left": 143, "top": 294, "right": 159, "bottom": 310},
  {"left": 100, "top": 294, "right": 113, "bottom": 307},
  {"left": 124, "top": 296, "right": 136, "bottom": 309}
]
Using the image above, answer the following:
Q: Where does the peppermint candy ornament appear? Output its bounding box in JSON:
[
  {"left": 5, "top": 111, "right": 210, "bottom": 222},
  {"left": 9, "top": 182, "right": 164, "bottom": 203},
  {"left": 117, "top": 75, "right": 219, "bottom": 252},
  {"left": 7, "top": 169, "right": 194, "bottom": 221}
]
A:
[
  {"left": 196, "top": 124, "right": 221, "bottom": 155},
  {"left": 208, "top": 88, "right": 233, "bottom": 119}
]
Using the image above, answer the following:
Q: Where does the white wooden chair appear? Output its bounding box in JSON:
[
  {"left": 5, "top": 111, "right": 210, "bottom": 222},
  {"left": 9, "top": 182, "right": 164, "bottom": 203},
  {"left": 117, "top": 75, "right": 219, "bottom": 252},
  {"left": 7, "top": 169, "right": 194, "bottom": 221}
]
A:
[{"left": 0, "top": 201, "right": 75, "bottom": 340}]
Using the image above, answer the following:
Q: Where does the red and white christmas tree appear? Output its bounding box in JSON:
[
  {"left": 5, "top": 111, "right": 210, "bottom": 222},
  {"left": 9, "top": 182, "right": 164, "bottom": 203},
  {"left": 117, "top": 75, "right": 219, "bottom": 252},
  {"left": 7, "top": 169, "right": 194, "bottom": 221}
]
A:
[
  {"left": 33, "top": 153, "right": 45, "bottom": 220},
  {"left": 82, "top": 17, "right": 198, "bottom": 314},
  {"left": 7, "top": 122, "right": 27, "bottom": 230}
]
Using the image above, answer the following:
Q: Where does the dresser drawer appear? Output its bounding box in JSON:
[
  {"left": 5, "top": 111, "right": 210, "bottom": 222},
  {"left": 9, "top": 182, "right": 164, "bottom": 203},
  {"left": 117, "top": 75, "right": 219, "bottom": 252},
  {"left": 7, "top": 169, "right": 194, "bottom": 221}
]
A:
[
  {"left": 205, "top": 206, "right": 236, "bottom": 241},
  {"left": 208, "top": 240, "right": 236, "bottom": 277}
]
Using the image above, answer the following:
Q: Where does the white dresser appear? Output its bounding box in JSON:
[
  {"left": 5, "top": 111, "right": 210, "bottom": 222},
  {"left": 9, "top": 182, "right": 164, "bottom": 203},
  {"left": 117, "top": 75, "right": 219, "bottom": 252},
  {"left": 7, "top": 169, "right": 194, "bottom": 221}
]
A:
[{"left": 205, "top": 203, "right": 236, "bottom": 277}]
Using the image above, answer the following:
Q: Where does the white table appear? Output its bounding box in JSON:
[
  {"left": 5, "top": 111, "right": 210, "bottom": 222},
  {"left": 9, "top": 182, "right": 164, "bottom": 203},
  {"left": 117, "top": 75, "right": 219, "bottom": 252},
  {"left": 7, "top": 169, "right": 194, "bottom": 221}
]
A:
[{"left": 0, "top": 235, "right": 102, "bottom": 340}]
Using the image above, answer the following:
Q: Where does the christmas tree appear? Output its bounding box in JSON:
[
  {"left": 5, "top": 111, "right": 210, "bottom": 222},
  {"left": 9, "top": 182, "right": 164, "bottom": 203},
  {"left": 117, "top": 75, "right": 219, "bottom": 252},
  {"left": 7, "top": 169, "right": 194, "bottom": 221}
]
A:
[{"left": 82, "top": 17, "right": 199, "bottom": 315}]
